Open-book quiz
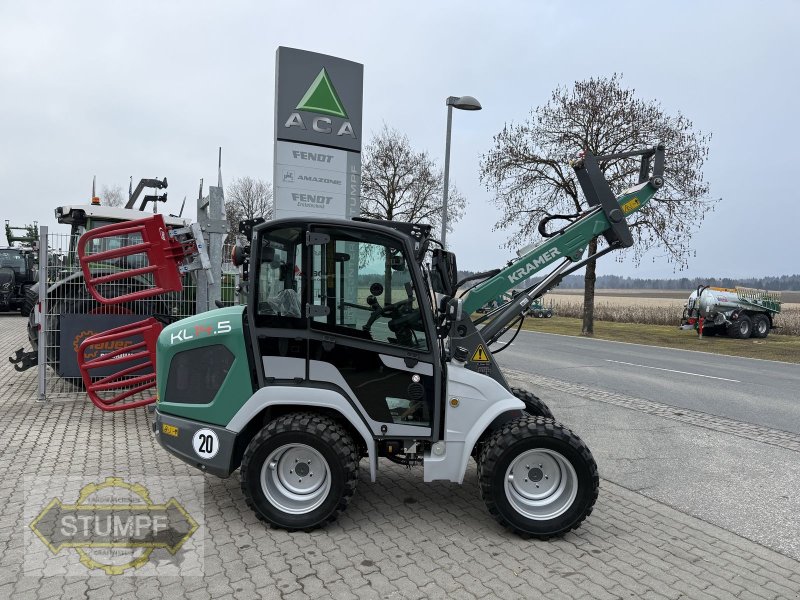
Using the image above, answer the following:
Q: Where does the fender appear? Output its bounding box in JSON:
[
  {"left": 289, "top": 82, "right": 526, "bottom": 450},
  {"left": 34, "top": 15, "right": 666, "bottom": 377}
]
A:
[
  {"left": 424, "top": 364, "right": 524, "bottom": 483},
  {"left": 226, "top": 385, "right": 378, "bottom": 481}
]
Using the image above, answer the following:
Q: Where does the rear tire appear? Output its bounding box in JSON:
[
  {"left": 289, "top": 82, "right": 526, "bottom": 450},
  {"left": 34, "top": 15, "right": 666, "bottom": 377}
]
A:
[
  {"left": 241, "top": 413, "right": 358, "bottom": 531},
  {"left": 511, "top": 387, "right": 554, "bottom": 419},
  {"left": 752, "top": 314, "right": 770, "bottom": 338},
  {"left": 727, "top": 314, "right": 752, "bottom": 339},
  {"left": 479, "top": 416, "right": 598, "bottom": 538}
]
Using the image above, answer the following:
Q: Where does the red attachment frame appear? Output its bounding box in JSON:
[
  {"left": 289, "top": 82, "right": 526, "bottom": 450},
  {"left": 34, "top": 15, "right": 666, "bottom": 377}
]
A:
[
  {"left": 78, "top": 318, "right": 163, "bottom": 411},
  {"left": 78, "top": 214, "right": 187, "bottom": 305}
]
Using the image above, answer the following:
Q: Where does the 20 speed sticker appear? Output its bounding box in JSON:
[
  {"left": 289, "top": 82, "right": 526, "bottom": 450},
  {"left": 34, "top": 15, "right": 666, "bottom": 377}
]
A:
[{"left": 192, "top": 429, "right": 220, "bottom": 460}]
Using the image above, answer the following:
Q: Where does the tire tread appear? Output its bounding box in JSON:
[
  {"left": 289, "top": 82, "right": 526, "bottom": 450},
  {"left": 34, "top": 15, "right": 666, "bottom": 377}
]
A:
[
  {"left": 478, "top": 415, "right": 599, "bottom": 538},
  {"left": 240, "top": 412, "right": 358, "bottom": 532}
]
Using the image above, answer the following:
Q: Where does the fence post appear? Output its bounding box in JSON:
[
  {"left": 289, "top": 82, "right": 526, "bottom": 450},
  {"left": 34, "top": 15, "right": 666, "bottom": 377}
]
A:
[{"left": 37, "top": 225, "right": 48, "bottom": 402}]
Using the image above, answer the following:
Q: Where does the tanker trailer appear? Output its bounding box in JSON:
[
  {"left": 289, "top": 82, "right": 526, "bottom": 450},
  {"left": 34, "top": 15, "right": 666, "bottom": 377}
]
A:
[{"left": 680, "top": 285, "right": 781, "bottom": 339}]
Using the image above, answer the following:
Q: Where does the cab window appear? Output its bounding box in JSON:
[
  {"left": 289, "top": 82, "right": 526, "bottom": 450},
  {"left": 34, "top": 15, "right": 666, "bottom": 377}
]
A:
[
  {"left": 310, "top": 228, "right": 428, "bottom": 350},
  {"left": 256, "top": 227, "right": 303, "bottom": 320}
]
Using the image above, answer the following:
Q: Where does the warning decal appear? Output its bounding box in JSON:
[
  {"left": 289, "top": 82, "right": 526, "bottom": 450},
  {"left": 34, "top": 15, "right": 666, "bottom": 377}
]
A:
[{"left": 471, "top": 345, "right": 491, "bottom": 363}]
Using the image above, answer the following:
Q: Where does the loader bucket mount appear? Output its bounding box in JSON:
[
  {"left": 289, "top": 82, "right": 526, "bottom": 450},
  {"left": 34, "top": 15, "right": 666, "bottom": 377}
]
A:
[
  {"left": 77, "top": 317, "right": 164, "bottom": 411},
  {"left": 78, "top": 213, "right": 212, "bottom": 306}
]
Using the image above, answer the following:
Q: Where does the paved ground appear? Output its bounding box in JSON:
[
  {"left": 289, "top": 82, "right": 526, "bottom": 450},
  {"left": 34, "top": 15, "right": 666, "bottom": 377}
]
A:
[
  {"left": 1, "top": 314, "right": 800, "bottom": 599},
  {"left": 500, "top": 329, "right": 800, "bottom": 433}
]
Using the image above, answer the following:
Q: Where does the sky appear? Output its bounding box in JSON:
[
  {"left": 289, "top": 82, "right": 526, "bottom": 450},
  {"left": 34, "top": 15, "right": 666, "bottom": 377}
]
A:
[{"left": 1, "top": 1, "right": 798, "bottom": 280}]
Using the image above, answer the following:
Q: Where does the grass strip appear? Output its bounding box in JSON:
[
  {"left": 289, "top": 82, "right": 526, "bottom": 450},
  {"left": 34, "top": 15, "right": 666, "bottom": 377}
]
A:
[{"left": 519, "top": 317, "right": 800, "bottom": 363}]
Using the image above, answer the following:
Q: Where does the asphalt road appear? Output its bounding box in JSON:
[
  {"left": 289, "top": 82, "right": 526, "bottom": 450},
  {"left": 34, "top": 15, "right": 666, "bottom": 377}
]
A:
[{"left": 495, "top": 329, "right": 800, "bottom": 434}]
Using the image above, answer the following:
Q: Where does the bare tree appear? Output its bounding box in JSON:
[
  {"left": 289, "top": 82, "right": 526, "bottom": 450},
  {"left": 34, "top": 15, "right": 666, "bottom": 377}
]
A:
[
  {"left": 361, "top": 125, "right": 465, "bottom": 234},
  {"left": 101, "top": 184, "right": 125, "bottom": 207},
  {"left": 225, "top": 177, "right": 273, "bottom": 243},
  {"left": 361, "top": 125, "right": 466, "bottom": 301},
  {"left": 480, "top": 74, "right": 714, "bottom": 335}
]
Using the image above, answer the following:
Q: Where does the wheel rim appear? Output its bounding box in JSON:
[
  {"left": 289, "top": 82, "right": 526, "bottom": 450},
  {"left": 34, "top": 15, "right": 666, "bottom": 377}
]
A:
[
  {"left": 504, "top": 448, "right": 578, "bottom": 520},
  {"left": 260, "top": 444, "right": 331, "bottom": 515},
  {"left": 757, "top": 319, "right": 767, "bottom": 335}
]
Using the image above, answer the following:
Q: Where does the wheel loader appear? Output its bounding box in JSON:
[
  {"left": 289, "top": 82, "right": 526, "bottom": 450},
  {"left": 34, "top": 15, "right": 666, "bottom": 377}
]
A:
[{"left": 77, "top": 145, "right": 665, "bottom": 537}]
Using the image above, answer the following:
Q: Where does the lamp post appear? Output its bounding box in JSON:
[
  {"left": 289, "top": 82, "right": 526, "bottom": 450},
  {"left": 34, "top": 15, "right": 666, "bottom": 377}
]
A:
[{"left": 440, "top": 94, "right": 482, "bottom": 249}]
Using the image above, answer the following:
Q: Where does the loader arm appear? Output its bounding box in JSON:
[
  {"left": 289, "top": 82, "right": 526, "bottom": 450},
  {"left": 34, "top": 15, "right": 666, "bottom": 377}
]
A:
[
  {"left": 448, "top": 145, "right": 665, "bottom": 381},
  {"left": 462, "top": 145, "right": 664, "bottom": 318}
]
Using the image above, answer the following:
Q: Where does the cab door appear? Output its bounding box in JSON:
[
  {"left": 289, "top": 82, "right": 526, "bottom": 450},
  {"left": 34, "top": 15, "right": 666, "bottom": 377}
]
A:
[{"left": 306, "top": 224, "right": 440, "bottom": 439}]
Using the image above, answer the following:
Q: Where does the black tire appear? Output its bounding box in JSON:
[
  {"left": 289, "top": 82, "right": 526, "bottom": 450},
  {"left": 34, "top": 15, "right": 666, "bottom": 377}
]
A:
[
  {"left": 18, "top": 285, "right": 34, "bottom": 316},
  {"left": 700, "top": 326, "right": 717, "bottom": 337},
  {"left": 727, "top": 314, "right": 753, "bottom": 339},
  {"left": 511, "top": 387, "right": 554, "bottom": 419},
  {"left": 532, "top": 309, "right": 542, "bottom": 318},
  {"left": 752, "top": 314, "right": 770, "bottom": 338},
  {"left": 545, "top": 309, "right": 553, "bottom": 318},
  {"left": 479, "top": 415, "right": 599, "bottom": 538},
  {"left": 241, "top": 412, "right": 359, "bottom": 531}
]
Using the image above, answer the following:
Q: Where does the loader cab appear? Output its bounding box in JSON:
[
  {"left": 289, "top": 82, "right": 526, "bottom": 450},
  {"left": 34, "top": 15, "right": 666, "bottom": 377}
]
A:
[{"left": 249, "top": 218, "right": 444, "bottom": 440}]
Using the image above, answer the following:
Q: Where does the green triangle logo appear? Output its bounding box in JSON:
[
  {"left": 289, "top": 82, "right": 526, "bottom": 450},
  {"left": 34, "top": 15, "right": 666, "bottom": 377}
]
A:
[{"left": 295, "top": 68, "right": 348, "bottom": 118}]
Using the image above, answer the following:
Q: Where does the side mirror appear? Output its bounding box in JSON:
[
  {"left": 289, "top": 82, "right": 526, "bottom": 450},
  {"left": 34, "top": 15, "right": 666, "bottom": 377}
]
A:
[{"left": 430, "top": 249, "right": 458, "bottom": 296}]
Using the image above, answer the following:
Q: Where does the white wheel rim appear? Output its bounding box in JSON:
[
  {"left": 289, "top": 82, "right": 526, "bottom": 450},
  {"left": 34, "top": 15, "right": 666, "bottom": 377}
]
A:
[
  {"left": 261, "top": 444, "right": 331, "bottom": 515},
  {"left": 504, "top": 448, "right": 578, "bottom": 520}
]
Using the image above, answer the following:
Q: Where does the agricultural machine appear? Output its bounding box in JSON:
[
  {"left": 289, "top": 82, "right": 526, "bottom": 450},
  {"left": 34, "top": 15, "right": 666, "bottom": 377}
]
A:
[
  {"left": 75, "top": 145, "right": 665, "bottom": 537},
  {"left": 1, "top": 221, "right": 39, "bottom": 313},
  {"left": 8, "top": 177, "right": 203, "bottom": 373},
  {"left": 680, "top": 285, "right": 781, "bottom": 338}
]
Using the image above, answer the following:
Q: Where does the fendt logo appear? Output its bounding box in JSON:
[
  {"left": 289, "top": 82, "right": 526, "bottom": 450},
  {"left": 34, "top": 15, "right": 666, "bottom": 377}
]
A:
[
  {"left": 284, "top": 68, "right": 356, "bottom": 139},
  {"left": 292, "top": 193, "right": 333, "bottom": 209}
]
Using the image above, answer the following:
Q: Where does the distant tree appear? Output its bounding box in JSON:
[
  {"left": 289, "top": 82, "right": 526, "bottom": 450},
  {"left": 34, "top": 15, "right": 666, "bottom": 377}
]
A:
[
  {"left": 225, "top": 177, "right": 273, "bottom": 244},
  {"left": 361, "top": 125, "right": 466, "bottom": 300},
  {"left": 480, "top": 74, "right": 714, "bottom": 335},
  {"left": 101, "top": 184, "right": 125, "bottom": 207}
]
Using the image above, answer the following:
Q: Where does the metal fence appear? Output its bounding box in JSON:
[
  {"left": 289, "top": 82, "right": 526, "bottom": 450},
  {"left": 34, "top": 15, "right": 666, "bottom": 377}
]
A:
[{"left": 35, "top": 226, "right": 238, "bottom": 401}]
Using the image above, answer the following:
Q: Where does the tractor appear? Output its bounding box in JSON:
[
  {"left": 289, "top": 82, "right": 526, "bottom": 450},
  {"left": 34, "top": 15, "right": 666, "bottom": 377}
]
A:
[{"left": 77, "top": 145, "right": 665, "bottom": 537}]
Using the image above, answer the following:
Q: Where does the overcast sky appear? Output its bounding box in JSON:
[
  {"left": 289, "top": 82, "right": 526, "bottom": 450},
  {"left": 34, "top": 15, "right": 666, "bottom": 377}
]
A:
[{"left": 2, "top": 1, "right": 798, "bottom": 279}]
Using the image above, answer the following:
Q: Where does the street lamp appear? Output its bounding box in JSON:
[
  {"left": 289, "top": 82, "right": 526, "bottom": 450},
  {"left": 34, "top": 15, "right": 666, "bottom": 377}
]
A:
[{"left": 440, "top": 94, "right": 482, "bottom": 249}]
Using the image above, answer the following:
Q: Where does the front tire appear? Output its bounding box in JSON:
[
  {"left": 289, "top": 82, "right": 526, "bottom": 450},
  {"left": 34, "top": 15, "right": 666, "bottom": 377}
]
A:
[
  {"left": 727, "top": 314, "right": 753, "bottom": 339},
  {"left": 241, "top": 413, "right": 358, "bottom": 531},
  {"left": 479, "top": 416, "right": 598, "bottom": 538},
  {"left": 20, "top": 285, "right": 36, "bottom": 317}
]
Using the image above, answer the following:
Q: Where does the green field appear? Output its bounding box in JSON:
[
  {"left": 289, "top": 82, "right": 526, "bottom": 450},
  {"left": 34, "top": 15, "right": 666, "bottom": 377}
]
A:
[{"left": 519, "top": 316, "right": 800, "bottom": 364}]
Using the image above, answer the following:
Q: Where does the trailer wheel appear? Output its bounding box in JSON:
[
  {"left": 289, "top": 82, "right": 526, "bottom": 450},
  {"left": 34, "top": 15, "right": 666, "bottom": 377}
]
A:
[
  {"left": 479, "top": 416, "right": 598, "bottom": 538},
  {"left": 752, "top": 314, "right": 770, "bottom": 338},
  {"left": 727, "top": 314, "right": 752, "bottom": 339},
  {"left": 241, "top": 412, "right": 358, "bottom": 531},
  {"left": 511, "top": 387, "right": 554, "bottom": 419},
  {"left": 545, "top": 309, "right": 553, "bottom": 318}
]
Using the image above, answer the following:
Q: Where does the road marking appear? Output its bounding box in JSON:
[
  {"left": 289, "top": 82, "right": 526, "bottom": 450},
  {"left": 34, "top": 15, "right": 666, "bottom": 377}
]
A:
[{"left": 605, "top": 359, "right": 741, "bottom": 382}]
